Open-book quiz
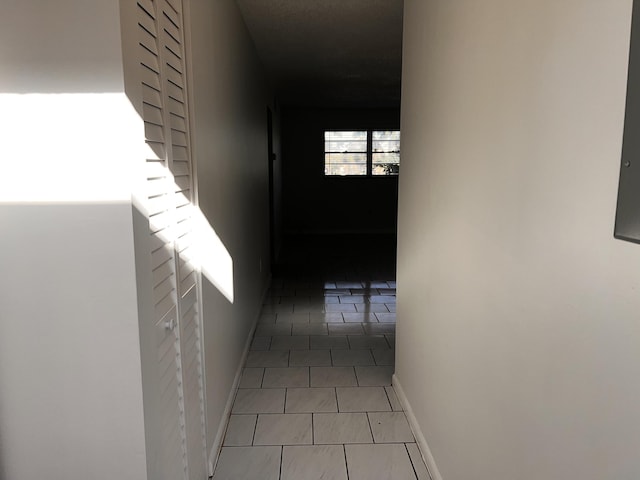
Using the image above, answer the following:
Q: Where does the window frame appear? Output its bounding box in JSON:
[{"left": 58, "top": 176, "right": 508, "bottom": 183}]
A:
[{"left": 323, "top": 129, "right": 400, "bottom": 177}]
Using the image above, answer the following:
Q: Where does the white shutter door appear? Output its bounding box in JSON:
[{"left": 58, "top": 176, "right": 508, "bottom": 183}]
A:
[
  {"left": 137, "top": 1, "right": 207, "bottom": 479},
  {"left": 137, "top": 1, "right": 189, "bottom": 480},
  {"left": 158, "top": 1, "right": 208, "bottom": 479}
]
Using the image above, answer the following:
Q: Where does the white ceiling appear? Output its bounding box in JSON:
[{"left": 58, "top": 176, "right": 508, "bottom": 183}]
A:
[{"left": 235, "top": 0, "right": 404, "bottom": 108}]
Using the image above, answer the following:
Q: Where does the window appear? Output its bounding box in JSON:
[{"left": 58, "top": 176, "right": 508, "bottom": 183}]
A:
[{"left": 324, "top": 130, "right": 400, "bottom": 176}]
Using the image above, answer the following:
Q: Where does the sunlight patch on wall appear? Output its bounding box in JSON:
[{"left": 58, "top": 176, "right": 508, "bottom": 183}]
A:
[
  {"left": 0, "top": 93, "right": 142, "bottom": 204},
  {"left": 0, "top": 92, "right": 234, "bottom": 303}
]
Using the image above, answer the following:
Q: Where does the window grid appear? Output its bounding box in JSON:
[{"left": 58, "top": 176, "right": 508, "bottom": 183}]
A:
[{"left": 324, "top": 130, "right": 400, "bottom": 176}]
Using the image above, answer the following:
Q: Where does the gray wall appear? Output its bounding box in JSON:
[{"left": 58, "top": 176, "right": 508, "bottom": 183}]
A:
[
  {"left": 0, "top": 0, "right": 277, "bottom": 477},
  {"left": 186, "top": 0, "right": 275, "bottom": 463},
  {"left": 0, "top": 1, "right": 148, "bottom": 479},
  {"left": 396, "top": 1, "right": 640, "bottom": 479}
]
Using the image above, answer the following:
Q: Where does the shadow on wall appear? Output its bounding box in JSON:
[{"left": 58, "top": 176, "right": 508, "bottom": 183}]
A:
[{"left": 0, "top": 92, "right": 234, "bottom": 303}]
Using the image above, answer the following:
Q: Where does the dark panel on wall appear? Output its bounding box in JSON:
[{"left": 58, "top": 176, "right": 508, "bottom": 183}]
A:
[
  {"left": 616, "top": 0, "right": 640, "bottom": 244},
  {"left": 282, "top": 108, "right": 400, "bottom": 234}
]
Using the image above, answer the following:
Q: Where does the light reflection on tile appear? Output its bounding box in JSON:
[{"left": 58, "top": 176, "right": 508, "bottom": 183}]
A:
[{"left": 226, "top": 236, "right": 399, "bottom": 477}]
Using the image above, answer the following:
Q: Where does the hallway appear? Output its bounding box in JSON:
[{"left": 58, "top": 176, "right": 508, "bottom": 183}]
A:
[{"left": 212, "top": 235, "right": 429, "bottom": 479}]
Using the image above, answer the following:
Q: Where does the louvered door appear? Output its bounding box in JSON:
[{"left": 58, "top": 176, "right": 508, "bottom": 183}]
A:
[
  {"left": 136, "top": 1, "right": 207, "bottom": 479},
  {"left": 159, "top": 2, "right": 208, "bottom": 480}
]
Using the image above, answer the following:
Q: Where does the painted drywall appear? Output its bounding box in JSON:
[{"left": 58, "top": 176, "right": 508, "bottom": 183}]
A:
[
  {"left": 185, "top": 0, "right": 274, "bottom": 463},
  {"left": 282, "top": 108, "right": 400, "bottom": 234},
  {"left": 0, "top": 3, "right": 147, "bottom": 479},
  {"left": 396, "top": 1, "right": 640, "bottom": 479}
]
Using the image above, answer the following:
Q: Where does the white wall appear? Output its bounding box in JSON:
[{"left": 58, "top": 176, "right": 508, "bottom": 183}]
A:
[
  {"left": 396, "top": 1, "right": 640, "bottom": 479},
  {"left": 0, "top": 2, "right": 148, "bottom": 480},
  {"left": 186, "top": 0, "right": 273, "bottom": 464}
]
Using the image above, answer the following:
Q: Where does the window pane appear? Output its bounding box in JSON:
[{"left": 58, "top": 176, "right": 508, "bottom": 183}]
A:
[
  {"left": 325, "top": 131, "right": 368, "bottom": 176},
  {"left": 325, "top": 153, "right": 367, "bottom": 176},
  {"left": 372, "top": 131, "right": 400, "bottom": 175},
  {"left": 325, "top": 131, "right": 367, "bottom": 153}
]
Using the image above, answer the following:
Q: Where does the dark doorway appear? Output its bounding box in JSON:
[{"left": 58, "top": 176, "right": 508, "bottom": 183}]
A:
[{"left": 267, "top": 107, "right": 276, "bottom": 269}]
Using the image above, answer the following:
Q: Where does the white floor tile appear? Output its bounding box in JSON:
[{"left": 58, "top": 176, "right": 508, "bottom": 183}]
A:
[
  {"left": 336, "top": 281, "right": 363, "bottom": 289},
  {"left": 375, "top": 313, "right": 396, "bottom": 323},
  {"left": 406, "top": 443, "right": 431, "bottom": 480},
  {"left": 385, "top": 386, "right": 403, "bottom": 412},
  {"left": 348, "top": 335, "right": 389, "bottom": 350},
  {"left": 372, "top": 349, "right": 395, "bottom": 366},
  {"left": 331, "top": 349, "right": 375, "bottom": 367},
  {"left": 223, "top": 415, "right": 257, "bottom": 446},
  {"left": 213, "top": 446, "right": 281, "bottom": 480},
  {"left": 253, "top": 413, "right": 312, "bottom": 445},
  {"left": 239, "top": 368, "right": 264, "bottom": 388},
  {"left": 363, "top": 323, "right": 396, "bottom": 335},
  {"left": 285, "top": 387, "right": 337, "bottom": 413},
  {"left": 345, "top": 444, "right": 416, "bottom": 480},
  {"left": 276, "top": 312, "right": 310, "bottom": 323},
  {"left": 270, "top": 335, "right": 309, "bottom": 350},
  {"left": 246, "top": 350, "right": 289, "bottom": 368},
  {"left": 250, "top": 336, "right": 271, "bottom": 351},
  {"left": 309, "top": 313, "right": 344, "bottom": 323},
  {"left": 293, "top": 303, "right": 326, "bottom": 313},
  {"left": 262, "top": 304, "right": 295, "bottom": 314},
  {"left": 336, "top": 387, "right": 391, "bottom": 412},
  {"left": 313, "top": 412, "right": 373, "bottom": 444},
  {"left": 355, "top": 303, "right": 390, "bottom": 313},
  {"left": 232, "top": 388, "right": 285, "bottom": 414},
  {"left": 343, "top": 312, "right": 378, "bottom": 323},
  {"left": 310, "top": 335, "right": 349, "bottom": 350},
  {"left": 355, "top": 366, "right": 394, "bottom": 386},
  {"left": 281, "top": 445, "right": 347, "bottom": 480},
  {"left": 369, "top": 295, "right": 396, "bottom": 304},
  {"left": 258, "top": 313, "right": 277, "bottom": 324},
  {"left": 255, "top": 324, "right": 292, "bottom": 336},
  {"left": 289, "top": 350, "right": 332, "bottom": 367},
  {"left": 368, "top": 412, "right": 414, "bottom": 443},
  {"left": 310, "top": 367, "right": 357, "bottom": 387},
  {"left": 292, "top": 323, "right": 328, "bottom": 336},
  {"left": 262, "top": 367, "right": 309, "bottom": 388},
  {"left": 327, "top": 323, "right": 365, "bottom": 335},
  {"left": 338, "top": 295, "right": 366, "bottom": 304},
  {"left": 325, "top": 303, "right": 357, "bottom": 313}
]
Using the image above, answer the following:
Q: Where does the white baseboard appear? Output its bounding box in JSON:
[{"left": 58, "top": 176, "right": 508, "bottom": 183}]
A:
[
  {"left": 392, "top": 374, "right": 443, "bottom": 480},
  {"left": 207, "top": 275, "right": 272, "bottom": 477}
]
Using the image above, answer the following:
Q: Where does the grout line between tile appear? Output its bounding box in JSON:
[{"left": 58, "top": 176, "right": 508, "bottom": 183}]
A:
[
  {"left": 251, "top": 414, "right": 258, "bottom": 446},
  {"left": 365, "top": 412, "right": 376, "bottom": 444},
  {"left": 405, "top": 443, "right": 421, "bottom": 480},
  {"left": 283, "top": 389, "right": 287, "bottom": 414},
  {"left": 343, "top": 444, "right": 350, "bottom": 480}
]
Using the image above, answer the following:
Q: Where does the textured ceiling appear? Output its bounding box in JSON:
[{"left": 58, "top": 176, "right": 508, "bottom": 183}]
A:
[{"left": 235, "top": 0, "right": 404, "bottom": 108}]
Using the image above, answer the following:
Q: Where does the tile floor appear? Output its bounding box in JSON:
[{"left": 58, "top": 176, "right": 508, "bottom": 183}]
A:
[{"left": 212, "top": 235, "right": 430, "bottom": 480}]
